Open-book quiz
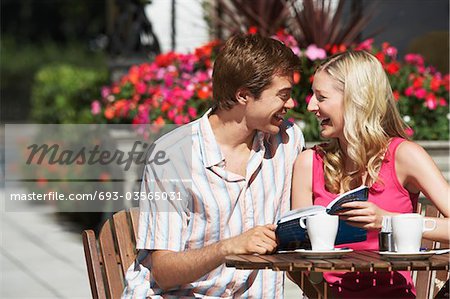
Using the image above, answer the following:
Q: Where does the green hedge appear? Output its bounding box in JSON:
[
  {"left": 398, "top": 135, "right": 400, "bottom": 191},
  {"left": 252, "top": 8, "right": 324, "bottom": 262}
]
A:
[
  {"left": 1, "top": 37, "right": 107, "bottom": 121},
  {"left": 31, "top": 64, "right": 108, "bottom": 123}
]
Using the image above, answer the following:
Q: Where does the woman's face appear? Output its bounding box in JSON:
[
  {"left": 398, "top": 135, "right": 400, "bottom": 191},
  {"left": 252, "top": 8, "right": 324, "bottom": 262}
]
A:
[{"left": 308, "top": 70, "right": 345, "bottom": 140}]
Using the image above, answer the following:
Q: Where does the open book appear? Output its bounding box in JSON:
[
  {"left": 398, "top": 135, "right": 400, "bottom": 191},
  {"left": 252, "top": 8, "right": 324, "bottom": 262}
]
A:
[{"left": 276, "top": 186, "right": 369, "bottom": 251}]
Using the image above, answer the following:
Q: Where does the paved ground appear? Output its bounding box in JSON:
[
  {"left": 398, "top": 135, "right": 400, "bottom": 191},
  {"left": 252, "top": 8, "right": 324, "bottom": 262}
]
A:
[{"left": 1, "top": 189, "right": 92, "bottom": 298}]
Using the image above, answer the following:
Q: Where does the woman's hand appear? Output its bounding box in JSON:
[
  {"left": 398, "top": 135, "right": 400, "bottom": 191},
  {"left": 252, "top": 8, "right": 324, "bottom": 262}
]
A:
[{"left": 337, "top": 201, "right": 394, "bottom": 230}]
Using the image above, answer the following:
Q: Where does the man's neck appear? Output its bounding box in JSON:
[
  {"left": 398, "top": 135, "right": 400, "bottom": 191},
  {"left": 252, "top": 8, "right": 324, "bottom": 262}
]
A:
[{"left": 209, "top": 108, "right": 255, "bottom": 151}]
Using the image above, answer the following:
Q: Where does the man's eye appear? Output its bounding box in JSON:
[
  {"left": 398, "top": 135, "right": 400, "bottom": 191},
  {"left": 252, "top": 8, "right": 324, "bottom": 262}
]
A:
[{"left": 280, "top": 93, "right": 291, "bottom": 100}]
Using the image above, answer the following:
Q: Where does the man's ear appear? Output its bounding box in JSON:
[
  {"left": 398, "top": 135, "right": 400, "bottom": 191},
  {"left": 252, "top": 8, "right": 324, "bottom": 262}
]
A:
[{"left": 235, "top": 88, "right": 252, "bottom": 105}]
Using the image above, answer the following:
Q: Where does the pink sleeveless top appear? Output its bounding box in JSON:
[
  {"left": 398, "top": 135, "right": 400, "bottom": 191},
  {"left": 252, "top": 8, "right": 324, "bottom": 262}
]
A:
[{"left": 312, "top": 138, "right": 419, "bottom": 298}]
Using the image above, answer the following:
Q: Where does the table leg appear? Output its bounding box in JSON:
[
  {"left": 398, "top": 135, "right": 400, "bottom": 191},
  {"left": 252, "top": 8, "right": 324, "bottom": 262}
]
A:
[{"left": 299, "top": 272, "right": 331, "bottom": 299}]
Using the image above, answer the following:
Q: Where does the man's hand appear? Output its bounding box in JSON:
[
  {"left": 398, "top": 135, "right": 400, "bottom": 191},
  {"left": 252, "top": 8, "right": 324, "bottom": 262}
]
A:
[
  {"left": 149, "top": 224, "right": 278, "bottom": 290},
  {"left": 221, "top": 224, "right": 278, "bottom": 255}
]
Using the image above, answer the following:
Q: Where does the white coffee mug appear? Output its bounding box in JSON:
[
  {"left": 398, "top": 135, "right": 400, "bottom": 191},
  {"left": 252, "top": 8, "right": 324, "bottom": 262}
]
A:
[
  {"left": 300, "top": 212, "right": 339, "bottom": 251},
  {"left": 392, "top": 213, "right": 436, "bottom": 253}
]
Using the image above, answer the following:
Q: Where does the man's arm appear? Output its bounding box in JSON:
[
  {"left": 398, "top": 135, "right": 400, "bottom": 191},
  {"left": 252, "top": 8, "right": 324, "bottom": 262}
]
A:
[{"left": 143, "top": 224, "right": 277, "bottom": 290}]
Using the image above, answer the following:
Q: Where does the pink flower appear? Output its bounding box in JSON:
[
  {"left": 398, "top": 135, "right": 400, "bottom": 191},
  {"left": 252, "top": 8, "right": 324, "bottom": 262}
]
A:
[
  {"left": 188, "top": 107, "right": 197, "bottom": 118},
  {"left": 385, "top": 46, "right": 397, "bottom": 58},
  {"left": 414, "top": 88, "right": 427, "bottom": 99},
  {"left": 438, "top": 97, "right": 448, "bottom": 106},
  {"left": 136, "top": 82, "right": 147, "bottom": 95},
  {"left": 101, "top": 87, "right": 111, "bottom": 99},
  {"left": 404, "top": 54, "right": 424, "bottom": 66},
  {"left": 425, "top": 93, "right": 437, "bottom": 110},
  {"left": 91, "top": 100, "right": 101, "bottom": 115},
  {"left": 167, "top": 109, "right": 176, "bottom": 120},
  {"left": 305, "top": 44, "right": 327, "bottom": 61},
  {"left": 355, "top": 38, "right": 374, "bottom": 51},
  {"left": 174, "top": 115, "right": 185, "bottom": 124},
  {"left": 404, "top": 127, "right": 414, "bottom": 137},
  {"left": 305, "top": 94, "right": 312, "bottom": 104},
  {"left": 404, "top": 86, "right": 414, "bottom": 97}
]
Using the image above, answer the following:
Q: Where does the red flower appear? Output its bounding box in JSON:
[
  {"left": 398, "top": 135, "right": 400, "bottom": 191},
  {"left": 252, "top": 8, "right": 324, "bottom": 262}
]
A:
[
  {"left": 195, "top": 40, "right": 220, "bottom": 58},
  {"left": 112, "top": 86, "right": 121, "bottom": 94},
  {"left": 330, "top": 44, "right": 346, "bottom": 55},
  {"left": 293, "top": 71, "right": 301, "bottom": 84},
  {"left": 374, "top": 52, "right": 386, "bottom": 65},
  {"left": 392, "top": 90, "right": 400, "bottom": 101},
  {"left": 430, "top": 76, "right": 441, "bottom": 92},
  {"left": 154, "top": 116, "right": 165, "bottom": 125},
  {"left": 412, "top": 77, "right": 424, "bottom": 89},
  {"left": 197, "top": 85, "right": 211, "bottom": 100},
  {"left": 155, "top": 52, "right": 178, "bottom": 67},
  {"left": 104, "top": 107, "right": 115, "bottom": 120},
  {"left": 248, "top": 26, "right": 258, "bottom": 34},
  {"left": 161, "top": 101, "right": 171, "bottom": 112},
  {"left": 443, "top": 75, "right": 450, "bottom": 91},
  {"left": 385, "top": 62, "right": 400, "bottom": 75}
]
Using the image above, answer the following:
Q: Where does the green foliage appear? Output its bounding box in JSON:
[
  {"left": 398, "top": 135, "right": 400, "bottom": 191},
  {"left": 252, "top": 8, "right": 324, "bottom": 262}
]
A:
[
  {"left": 1, "top": 36, "right": 107, "bottom": 121},
  {"left": 31, "top": 64, "right": 108, "bottom": 123}
]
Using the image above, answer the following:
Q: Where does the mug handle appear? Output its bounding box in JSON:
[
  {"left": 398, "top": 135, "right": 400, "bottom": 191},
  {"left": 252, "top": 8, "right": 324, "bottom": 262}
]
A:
[
  {"left": 423, "top": 218, "right": 437, "bottom": 232},
  {"left": 299, "top": 217, "right": 307, "bottom": 229}
]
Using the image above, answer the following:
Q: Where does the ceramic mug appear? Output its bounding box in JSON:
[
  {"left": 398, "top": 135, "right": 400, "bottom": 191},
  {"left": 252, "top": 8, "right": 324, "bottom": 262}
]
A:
[
  {"left": 392, "top": 213, "right": 436, "bottom": 253},
  {"left": 300, "top": 212, "right": 339, "bottom": 251}
]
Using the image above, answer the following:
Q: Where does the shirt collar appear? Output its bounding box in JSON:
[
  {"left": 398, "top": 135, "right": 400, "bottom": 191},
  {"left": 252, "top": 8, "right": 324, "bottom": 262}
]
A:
[
  {"left": 198, "top": 109, "right": 266, "bottom": 168},
  {"left": 198, "top": 109, "right": 224, "bottom": 168}
]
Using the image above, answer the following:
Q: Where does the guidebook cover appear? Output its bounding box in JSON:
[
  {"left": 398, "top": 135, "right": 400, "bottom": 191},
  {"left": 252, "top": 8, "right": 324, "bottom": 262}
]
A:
[{"left": 276, "top": 186, "right": 369, "bottom": 251}]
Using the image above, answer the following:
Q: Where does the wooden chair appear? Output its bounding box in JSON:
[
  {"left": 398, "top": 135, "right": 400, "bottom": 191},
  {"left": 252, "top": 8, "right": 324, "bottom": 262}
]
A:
[
  {"left": 415, "top": 199, "right": 450, "bottom": 299},
  {"left": 82, "top": 208, "right": 139, "bottom": 299}
]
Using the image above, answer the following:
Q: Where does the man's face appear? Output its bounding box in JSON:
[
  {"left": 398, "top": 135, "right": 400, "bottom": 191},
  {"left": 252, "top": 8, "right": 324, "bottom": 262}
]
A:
[{"left": 245, "top": 75, "right": 295, "bottom": 135}]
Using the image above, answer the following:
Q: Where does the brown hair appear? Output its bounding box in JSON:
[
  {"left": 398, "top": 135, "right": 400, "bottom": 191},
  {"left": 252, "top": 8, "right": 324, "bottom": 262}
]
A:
[{"left": 212, "top": 34, "right": 300, "bottom": 110}]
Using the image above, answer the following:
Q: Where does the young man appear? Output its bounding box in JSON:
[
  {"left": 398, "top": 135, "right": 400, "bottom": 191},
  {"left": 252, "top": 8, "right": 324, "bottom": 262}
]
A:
[{"left": 123, "top": 34, "right": 304, "bottom": 298}]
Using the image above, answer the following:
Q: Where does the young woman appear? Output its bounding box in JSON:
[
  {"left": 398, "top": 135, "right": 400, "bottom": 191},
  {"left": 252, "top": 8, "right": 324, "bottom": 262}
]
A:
[{"left": 292, "top": 50, "right": 449, "bottom": 298}]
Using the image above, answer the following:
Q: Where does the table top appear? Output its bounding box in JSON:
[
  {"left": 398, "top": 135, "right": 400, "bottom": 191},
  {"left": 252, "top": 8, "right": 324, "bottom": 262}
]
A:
[{"left": 225, "top": 250, "right": 450, "bottom": 272}]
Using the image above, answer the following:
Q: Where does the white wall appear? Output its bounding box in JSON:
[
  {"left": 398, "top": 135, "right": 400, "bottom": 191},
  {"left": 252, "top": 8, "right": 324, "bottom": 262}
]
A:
[{"left": 145, "top": 0, "right": 210, "bottom": 53}]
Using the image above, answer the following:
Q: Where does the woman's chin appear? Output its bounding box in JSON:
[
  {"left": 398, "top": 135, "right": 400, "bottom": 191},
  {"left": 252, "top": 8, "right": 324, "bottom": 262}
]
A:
[{"left": 319, "top": 130, "right": 335, "bottom": 139}]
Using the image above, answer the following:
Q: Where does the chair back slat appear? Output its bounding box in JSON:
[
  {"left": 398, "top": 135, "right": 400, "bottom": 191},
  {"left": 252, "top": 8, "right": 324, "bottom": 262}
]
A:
[
  {"left": 99, "top": 220, "right": 124, "bottom": 299},
  {"left": 130, "top": 208, "right": 140, "bottom": 242},
  {"left": 415, "top": 200, "right": 448, "bottom": 299},
  {"left": 113, "top": 210, "right": 137, "bottom": 275},
  {"left": 82, "top": 230, "right": 107, "bottom": 299}
]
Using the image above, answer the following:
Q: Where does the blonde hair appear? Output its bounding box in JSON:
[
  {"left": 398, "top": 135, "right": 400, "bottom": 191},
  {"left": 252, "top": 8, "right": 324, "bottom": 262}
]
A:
[{"left": 315, "top": 51, "right": 409, "bottom": 193}]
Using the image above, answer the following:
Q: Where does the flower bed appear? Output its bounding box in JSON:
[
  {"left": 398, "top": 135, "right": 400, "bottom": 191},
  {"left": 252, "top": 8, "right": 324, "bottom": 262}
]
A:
[{"left": 92, "top": 31, "right": 449, "bottom": 141}]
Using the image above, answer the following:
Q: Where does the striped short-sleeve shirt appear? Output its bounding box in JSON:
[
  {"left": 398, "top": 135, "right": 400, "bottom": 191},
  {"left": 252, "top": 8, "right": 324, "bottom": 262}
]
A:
[{"left": 123, "top": 110, "right": 304, "bottom": 298}]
